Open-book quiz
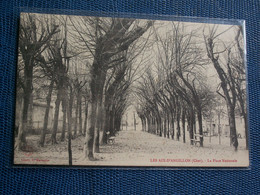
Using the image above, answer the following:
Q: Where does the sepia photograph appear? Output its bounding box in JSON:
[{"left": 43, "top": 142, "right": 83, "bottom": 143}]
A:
[{"left": 13, "top": 12, "right": 249, "bottom": 167}]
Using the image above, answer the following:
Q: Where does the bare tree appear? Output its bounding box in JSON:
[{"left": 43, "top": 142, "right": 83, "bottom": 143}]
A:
[
  {"left": 17, "top": 13, "right": 59, "bottom": 150},
  {"left": 153, "top": 22, "right": 209, "bottom": 146},
  {"left": 233, "top": 26, "right": 248, "bottom": 149},
  {"left": 70, "top": 17, "right": 153, "bottom": 160},
  {"left": 204, "top": 25, "right": 240, "bottom": 150}
]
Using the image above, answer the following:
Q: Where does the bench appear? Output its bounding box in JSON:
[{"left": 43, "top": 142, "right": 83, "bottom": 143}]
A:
[
  {"left": 106, "top": 131, "right": 115, "bottom": 144},
  {"left": 191, "top": 134, "right": 203, "bottom": 146},
  {"left": 108, "top": 136, "right": 116, "bottom": 144},
  {"left": 191, "top": 139, "right": 201, "bottom": 146}
]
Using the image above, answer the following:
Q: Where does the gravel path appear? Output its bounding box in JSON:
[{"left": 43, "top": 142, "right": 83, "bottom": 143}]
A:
[{"left": 14, "top": 129, "right": 249, "bottom": 167}]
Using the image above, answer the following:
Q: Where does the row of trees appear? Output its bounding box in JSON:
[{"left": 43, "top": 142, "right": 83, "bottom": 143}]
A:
[
  {"left": 135, "top": 22, "right": 247, "bottom": 150},
  {"left": 16, "top": 13, "right": 153, "bottom": 162},
  {"left": 16, "top": 13, "right": 247, "bottom": 168}
]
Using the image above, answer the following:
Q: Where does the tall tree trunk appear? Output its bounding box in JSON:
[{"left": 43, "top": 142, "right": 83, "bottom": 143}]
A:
[
  {"left": 206, "top": 38, "right": 238, "bottom": 151},
  {"left": 150, "top": 117, "right": 153, "bottom": 133},
  {"left": 112, "top": 112, "right": 116, "bottom": 134},
  {"left": 141, "top": 117, "right": 144, "bottom": 131},
  {"left": 193, "top": 112, "right": 196, "bottom": 135},
  {"left": 154, "top": 117, "right": 157, "bottom": 134},
  {"left": 167, "top": 114, "right": 170, "bottom": 138},
  {"left": 171, "top": 115, "right": 175, "bottom": 140},
  {"left": 83, "top": 100, "right": 88, "bottom": 136},
  {"left": 144, "top": 117, "right": 147, "bottom": 132},
  {"left": 237, "top": 92, "right": 248, "bottom": 149},
  {"left": 228, "top": 104, "right": 238, "bottom": 150},
  {"left": 60, "top": 97, "right": 67, "bottom": 142},
  {"left": 197, "top": 108, "right": 204, "bottom": 147},
  {"left": 39, "top": 80, "right": 54, "bottom": 147},
  {"left": 235, "top": 27, "right": 248, "bottom": 149},
  {"left": 94, "top": 98, "right": 102, "bottom": 153},
  {"left": 164, "top": 117, "right": 167, "bottom": 137},
  {"left": 27, "top": 94, "right": 33, "bottom": 131},
  {"left": 67, "top": 87, "right": 73, "bottom": 165},
  {"left": 176, "top": 110, "right": 181, "bottom": 141},
  {"left": 110, "top": 110, "right": 115, "bottom": 136},
  {"left": 154, "top": 118, "right": 157, "bottom": 135},
  {"left": 102, "top": 108, "right": 110, "bottom": 144},
  {"left": 182, "top": 109, "right": 186, "bottom": 143},
  {"left": 84, "top": 98, "right": 97, "bottom": 160},
  {"left": 189, "top": 109, "right": 194, "bottom": 145},
  {"left": 159, "top": 117, "right": 162, "bottom": 137},
  {"left": 94, "top": 68, "right": 106, "bottom": 152},
  {"left": 154, "top": 117, "right": 156, "bottom": 134},
  {"left": 101, "top": 95, "right": 112, "bottom": 144},
  {"left": 143, "top": 118, "right": 146, "bottom": 131},
  {"left": 147, "top": 117, "right": 151, "bottom": 133},
  {"left": 17, "top": 60, "right": 33, "bottom": 150},
  {"left": 51, "top": 89, "right": 61, "bottom": 144},
  {"left": 73, "top": 95, "right": 79, "bottom": 138},
  {"left": 117, "top": 116, "right": 122, "bottom": 131},
  {"left": 84, "top": 63, "right": 102, "bottom": 160},
  {"left": 18, "top": 93, "right": 31, "bottom": 150},
  {"left": 78, "top": 93, "right": 83, "bottom": 135},
  {"left": 114, "top": 115, "right": 120, "bottom": 133}
]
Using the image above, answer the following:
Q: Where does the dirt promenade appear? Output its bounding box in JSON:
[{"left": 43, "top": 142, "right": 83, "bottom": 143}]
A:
[{"left": 14, "top": 129, "right": 249, "bottom": 167}]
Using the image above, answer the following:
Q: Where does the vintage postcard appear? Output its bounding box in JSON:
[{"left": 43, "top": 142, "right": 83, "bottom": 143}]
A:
[{"left": 14, "top": 12, "right": 249, "bottom": 167}]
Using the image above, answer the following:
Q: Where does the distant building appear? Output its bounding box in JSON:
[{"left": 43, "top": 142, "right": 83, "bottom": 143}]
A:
[
  {"left": 15, "top": 98, "right": 54, "bottom": 133},
  {"left": 31, "top": 102, "right": 54, "bottom": 129},
  {"left": 203, "top": 111, "right": 246, "bottom": 138}
]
